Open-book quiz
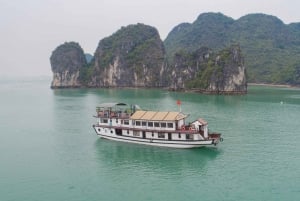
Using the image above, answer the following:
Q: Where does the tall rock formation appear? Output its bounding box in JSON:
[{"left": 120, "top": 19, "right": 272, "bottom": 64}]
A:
[
  {"left": 89, "top": 23, "right": 167, "bottom": 87},
  {"left": 50, "top": 42, "right": 87, "bottom": 88},
  {"left": 169, "top": 45, "right": 247, "bottom": 94}
]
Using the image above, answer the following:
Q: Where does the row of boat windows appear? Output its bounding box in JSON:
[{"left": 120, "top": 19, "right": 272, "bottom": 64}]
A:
[
  {"left": 98, "top": 128, "right": 191, "bottom": 139},
  {"left": 100, "top": 118, "right": 174, "bottom": 128},
  {"left": 132, "top": 131, "right": 171, "bottom": 138},
  {"left": 133, "top": 121, "right": 174, "bottom": 128}
]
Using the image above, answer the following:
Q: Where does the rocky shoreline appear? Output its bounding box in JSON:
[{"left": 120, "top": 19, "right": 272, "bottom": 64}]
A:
[{"left": 248, "top": 83, "right": 300, "bottom": 88}]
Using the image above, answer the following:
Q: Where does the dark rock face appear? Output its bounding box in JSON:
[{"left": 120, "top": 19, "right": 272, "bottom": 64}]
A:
[
  {"left": 169, "top": 47, "right": 212, "bottom": 90},
  {"left": 169, "top": 45, "right": 247, "bottom": 94},
  {"left": 207, "top": 45, "right": 247, "bottom": 93},
  {"left": 50, "top": 42, "right": 87, "bottom": 88},
  {"left": 90, "top": 23, "right": 166, "bottom": 87}
]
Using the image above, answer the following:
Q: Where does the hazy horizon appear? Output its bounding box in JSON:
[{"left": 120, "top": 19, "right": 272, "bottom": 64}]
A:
[{"left": 1, "top": 0, "right": 300, "bottom": 77}]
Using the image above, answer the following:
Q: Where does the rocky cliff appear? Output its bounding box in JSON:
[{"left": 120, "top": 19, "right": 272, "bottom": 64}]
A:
[
  {"left": 169, "top": 45, "right": 247, "bottom": 94},
  {"left": 89, "top": 23, "right": 166, "bottom": 87},
  {"left": 50, "top": 42, "right": 87, "bottom": 88}
]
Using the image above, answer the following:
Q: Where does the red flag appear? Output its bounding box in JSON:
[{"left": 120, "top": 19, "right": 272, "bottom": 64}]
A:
[{"left": 176, "top": 100, "right": 181, "bottom": 105}]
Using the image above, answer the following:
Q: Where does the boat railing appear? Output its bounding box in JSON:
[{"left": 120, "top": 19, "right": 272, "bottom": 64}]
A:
[{"left": 97, "top": 111, "right": 131, "bottom": 119}]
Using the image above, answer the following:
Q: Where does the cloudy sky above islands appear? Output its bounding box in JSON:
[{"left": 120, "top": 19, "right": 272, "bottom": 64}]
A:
[{"left": 1, "top": 0, "right": 300, "bottom": 77}]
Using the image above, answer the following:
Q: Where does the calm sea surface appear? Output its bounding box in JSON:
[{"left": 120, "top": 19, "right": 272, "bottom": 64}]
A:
[{"left": 0, "top": 77, "right": 300, "bottom": 201}]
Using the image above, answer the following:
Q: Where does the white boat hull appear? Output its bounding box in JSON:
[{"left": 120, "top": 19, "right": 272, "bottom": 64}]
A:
[{"left": 93, "top": 126, "right": 219, "bottom": 148}]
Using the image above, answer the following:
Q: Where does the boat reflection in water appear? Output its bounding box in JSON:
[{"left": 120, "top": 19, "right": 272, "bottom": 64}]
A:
[{"left": 94, "top": 139, "right": 221, "bottom": 176}]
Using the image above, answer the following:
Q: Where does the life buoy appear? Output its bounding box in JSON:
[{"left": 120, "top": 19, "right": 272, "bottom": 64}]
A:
[
  {"left": 189, "top": 127, "right": 193, "bottom": 130},
  {"left": 181, "top": 126, "right": 185, "bottom": 130}
]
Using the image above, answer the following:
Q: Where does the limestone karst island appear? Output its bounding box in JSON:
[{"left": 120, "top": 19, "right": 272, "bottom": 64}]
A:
[{"left": 50, "top": 13, "right": 300, "bottom": 94}]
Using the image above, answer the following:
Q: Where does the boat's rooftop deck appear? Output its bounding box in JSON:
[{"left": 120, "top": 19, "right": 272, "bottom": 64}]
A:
[{"left": 130, "top": 110, "right": 187, "bottom": 121}]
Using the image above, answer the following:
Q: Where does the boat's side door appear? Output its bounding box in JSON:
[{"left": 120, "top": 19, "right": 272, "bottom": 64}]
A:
[
  {"left": 168, "top": 133, "right": 172, "bottom": 140},
  {"left": 142, "top": 131, "right": 146, "bottom": 139}
]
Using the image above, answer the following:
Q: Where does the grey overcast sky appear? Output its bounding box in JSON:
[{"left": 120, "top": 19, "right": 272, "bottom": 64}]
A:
[{"left": 1, "top": 0, "right": 300, "bottom": 77}]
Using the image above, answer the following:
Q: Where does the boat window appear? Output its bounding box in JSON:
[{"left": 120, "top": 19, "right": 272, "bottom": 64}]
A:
[
  {"left": 186, "top": 134, "right": 193, "bottom": 140},
  {"left": 158, "top": 133, "right": 165, "bottom": 138},
  {"left": 101, "top": 119, "right": 108, "bottom": 123},
  {"left": 136, "top": 121, "right": 141, "bottom": 126},
  {"left": 142, "top": 121, "right": 147, "bottom": 126},
  {"left": 161, "top": 123, "right": 166, "bottom": 128},
  {"left": 133, "top": 131, "right": 140, "bottom": 137},
  {"left": 124, "top": 120, "right": 129, "bottom": 125},
  {"left": 167, "top": 123, "right": 173, "bottom": 128},
  {"left": 178, "top": 133, "right": 181, "bottom": 138},
  {"left": 148, "top": 122, "right": 153, "bottom": 127},
  {"left": 154, "top": 122, "right": 160, "bottom": 127}
]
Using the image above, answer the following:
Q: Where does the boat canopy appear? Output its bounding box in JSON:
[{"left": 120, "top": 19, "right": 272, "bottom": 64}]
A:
[
  {"left": 97, "top": 103, "right": 127, "bottom": 108},
  {"left": 197, "top": 118, "right": 208, "bottom": 125},
  {"left": 130, "top": 110, "right": 187, "bottom": 121}
]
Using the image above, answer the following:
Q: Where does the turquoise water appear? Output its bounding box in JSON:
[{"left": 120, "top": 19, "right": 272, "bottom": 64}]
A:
[{"left": 0, "top": 77, "right": 300, "bottom": 201}]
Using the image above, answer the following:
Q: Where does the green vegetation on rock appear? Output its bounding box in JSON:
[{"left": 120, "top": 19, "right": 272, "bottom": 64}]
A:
[{"left": 164, "top": 12, "right": 300, "bottom": 86}]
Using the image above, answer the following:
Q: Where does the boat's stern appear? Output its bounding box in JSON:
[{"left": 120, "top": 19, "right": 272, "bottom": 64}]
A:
[{"left": 208, "top": 132, "right": 223, "bottom": 146}]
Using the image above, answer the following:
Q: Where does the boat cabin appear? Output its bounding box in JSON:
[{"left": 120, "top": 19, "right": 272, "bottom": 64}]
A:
[{"left": 93, "top": 102, "right": 221, "bottom": 148}]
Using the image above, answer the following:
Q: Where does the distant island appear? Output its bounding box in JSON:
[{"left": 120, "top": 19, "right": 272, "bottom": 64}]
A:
[{"left": 50, "top": 12, "right": 300, "bottom": 93}]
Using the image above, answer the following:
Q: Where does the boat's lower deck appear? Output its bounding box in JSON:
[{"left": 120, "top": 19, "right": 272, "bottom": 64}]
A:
[{"left": 93, "top": 124, "right": 221, "bottom": 148}]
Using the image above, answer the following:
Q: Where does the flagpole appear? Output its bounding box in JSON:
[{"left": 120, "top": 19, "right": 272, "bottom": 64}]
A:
[{"left": 177, "top": 100, "right": 181, "bottom": 112}]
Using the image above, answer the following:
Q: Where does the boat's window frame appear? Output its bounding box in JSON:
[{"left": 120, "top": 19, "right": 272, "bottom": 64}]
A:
[
  {"left": 101, "top": 118, "right": 108, "bottom": 123},
  {"left": 161, "top": 122, "right": 166, "bottom": 128},
  {"left": 158, "top": 133, "right": 165, "bottom": 138},
  {"left": 167, "top": 123, "right": 173, "bottom": 128},
  {"left": 124, "top": 120, "right": 129, "bottom": 125},
  {"left": 136, "top": 121, "right": 141, "bottom": 126},
  {"left": 142, "top": 121, "right": 147, "bottom": 126},
  {"left": 133, "top": 131, "right": 140, "bottom": 137},
  {"left": 154, "top": 122, "right": 160, "bottom": 127},
  {"left": 186, "top": 134, "right": 192, "bottom": 140},
  {"left": 148, "top": 122, "right": 153, "bottom": 127}
]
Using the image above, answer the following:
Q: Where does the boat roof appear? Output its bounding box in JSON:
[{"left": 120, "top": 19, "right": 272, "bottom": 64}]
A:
[
  {"left": 130, "top": 110, "right": 187, "bottom": 121},
  {"left": 97, "top": 103, "right": 127, "bottom": 108}
]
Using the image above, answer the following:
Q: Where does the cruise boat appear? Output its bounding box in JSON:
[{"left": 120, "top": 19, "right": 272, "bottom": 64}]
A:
[{"left": 92, "top": 103, "right": 223, "bottom": 148}]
